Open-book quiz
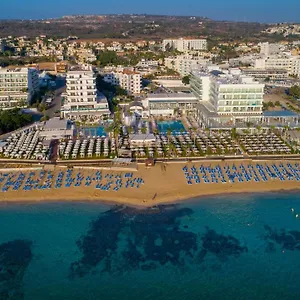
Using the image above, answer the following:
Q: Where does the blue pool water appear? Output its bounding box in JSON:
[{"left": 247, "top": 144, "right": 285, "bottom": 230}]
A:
[
  {"left": 32, "top": 114, "right": 43, "bottom": 122},
  {"left": 1, "top": 192, "right": 300, "bottom": 299},
  {"left": 263, "top": 110, "right": 298, "bottom": 117},
  {"left": 157, "top": 120, "right": 186, "bottom": 133},
  {"left": 82, "top": 126, "right": 106, "bottom": 137}
]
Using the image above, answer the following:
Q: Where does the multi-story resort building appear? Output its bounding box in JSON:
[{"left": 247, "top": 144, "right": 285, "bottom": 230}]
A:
[
  {"left": 241, "top": 68, "right": 289, "bottom": 80},
  {"left": 165, "top": 55, "right": 210, "bottom": 76},
  {"left": 0, "top": 67, "right": 39, "bottom": 109},
  {"left": 190, "top": 69, "right": 265, "bottom": 128},
  {"left": 259, "top": 42, "right": 281, "bottom": 56},
  {"left": 104, "top": 70, "right": 142, "bottom": 94},
  {"left": 142, "top": 93, "right": 198, "bottom": 117},
  {"left": 61, "top": 68, "right": 110, "bottom": 121},
  {"left": 162, "top": 38, "right": 207, "bottom": 52},
  {"left": 254, "top": 55, "right": 300, "bottom": 78}
]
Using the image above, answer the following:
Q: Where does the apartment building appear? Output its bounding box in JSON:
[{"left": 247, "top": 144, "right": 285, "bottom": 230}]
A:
[
  {"left": 104, "top": 70, "right": 142, "bottom": 94},
  {"left": 255, "top": 55, "right": 300, "bottom": 77},
  {"left": 242, "top": 68, "right": 288, "bottom": 80},
  {"left": 290, "top": 58, "right": 300, "bottom": 77},
  {"left": 162, "top": 38, "right": 207, "bottom": 52},
  {"left": 190, "top": 69, "right": 265, "bottom": 127},
  {"left": 259, "top": 42, "right": 281, "bottom": 56},
  {"left": 165, "top": 55, "right": 209, "bottom": 76},
  {"left": 136, "top": 59, "right": 159, "bottom": 68},
  {"left": 61, "top": 67, "right": 110, "bottom": 121},
  {"left": 0, "top": 67, "right": 39, "bottom": 109}
]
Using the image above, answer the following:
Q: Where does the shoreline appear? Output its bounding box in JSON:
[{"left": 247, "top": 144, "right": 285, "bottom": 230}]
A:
[
  {"left": 0, "top": 188, "right": 300, "bottom": 209},
  {"left": 0, "top": 160, "right": 300, "bottom": 207},
  {"left": 0, "top": 183, "right": 299, "bottom": 208}
]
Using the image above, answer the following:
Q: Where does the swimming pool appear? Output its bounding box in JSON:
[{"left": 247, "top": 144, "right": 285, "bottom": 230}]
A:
[
  {"left": 82, "top": 126, "right": 106, "bottom": 137},
  {"left": 157, "top": 120, "right": 186, "bottom": 133},
  {"left": 263, "top": 110, "right": 298, "bottom": 117}
]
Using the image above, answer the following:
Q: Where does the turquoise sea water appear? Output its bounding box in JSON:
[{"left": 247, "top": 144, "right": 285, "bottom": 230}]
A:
[{"left": 1, "top": 192, "right": 300, "bottom": 299}]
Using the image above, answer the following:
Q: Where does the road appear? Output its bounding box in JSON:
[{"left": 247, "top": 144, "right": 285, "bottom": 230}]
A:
[{"left": 46, "top": 78, "right": 66, "bottom": 118}]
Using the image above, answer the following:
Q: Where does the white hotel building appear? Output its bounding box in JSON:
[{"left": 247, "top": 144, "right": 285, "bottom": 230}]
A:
[
  {"left": 190, "top": 69, "right": 265, "bottom": 128},
  {"left": 104, "top": 70, "right": 141, "bottom": 94},
  {"left": 259, "top": 42, "right": 281, "bottom": 56},
  {"left": 164, "top": 55, "right": 210, "bottom": 76},
  {"left": 61, "top": 68, "right": 110, "bottom": 120},
  {"left": 142, "top": 93, "right": 198, "bottom": 117},
  {"left": 0, "top": 67, "right": 39, "bottom": 109},
  {"left": 162, "top": 38, "right": 207, "bottom": 52},
  {"left": 254, "top": 55, "right": 300, "bottom": 78}
]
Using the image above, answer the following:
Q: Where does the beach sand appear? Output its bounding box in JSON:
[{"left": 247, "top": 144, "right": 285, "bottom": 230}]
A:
[{"left": 0, "top": 160, "right": 299, "bottom": 206}]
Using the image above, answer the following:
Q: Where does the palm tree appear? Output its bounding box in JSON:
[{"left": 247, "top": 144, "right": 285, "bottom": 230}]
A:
[
  {"left": 282, "top": 125, "right": 290, "bottom": 138},
  {"left": 127, "top": 126, "right": 134, "bottom": 135},
  {"left": 174, "top": 107, "right": 180, "bottom": 116},
  {"left": 189, "top": 127, "right": 197, "bottom": 146},
  {"left": 231, "top": 127, "right": 237, "bottom": 139},
  {"left": 167, "top": 128, "right": 172, "bottom": 143},
  {"left": 270, "top": 125, "right": 276, "bottom": 134},
  {"left": 153, "top": 128, "right": 159, "bottom": 135},
  {"left": 141, "top": 127, "right": 147, "bottom": 134},
  {"left": 256, "top": 125, "right": 262, "bottom": 134},
  {"left": 113, "top": 125, "right": 121, "bottom": 155},
  {"left": 104, "top": 123, "right": 113, "bottom": 138},
  {"left": 246, "top": 122, "right": 252, "bottom": 133},
  {"left": 169, "top": 142, "right": 176, "bottom": 158},
  {"left": 205, "top": 127, "right": 210, "bottom": 137}
]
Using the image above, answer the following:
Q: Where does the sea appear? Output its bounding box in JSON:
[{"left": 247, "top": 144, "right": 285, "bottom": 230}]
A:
[{"left": 1, "top": 192, "right": 300, "bottom": 300}]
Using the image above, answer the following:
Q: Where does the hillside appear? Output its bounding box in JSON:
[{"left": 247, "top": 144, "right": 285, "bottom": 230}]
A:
[{"left": 0, "top": 14, "right": 268, "bottom": 41}]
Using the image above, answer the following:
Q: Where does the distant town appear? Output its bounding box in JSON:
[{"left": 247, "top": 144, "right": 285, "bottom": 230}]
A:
[{"left": 0, "top": 16, "right": 299, "bottom": 165}]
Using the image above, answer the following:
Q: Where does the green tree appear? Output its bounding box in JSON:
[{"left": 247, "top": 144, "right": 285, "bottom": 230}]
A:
[
  {"left": 141, "top": 127, "right": 147, "bottom": 134},
  {"left": 0, "top": 109, "right": 33, "bottom": 135},
  {"left": 289, "top": 85, "right": 300, "bottom": 99},
  {"left": 127, "top": 126, "right": 134, "bottom": 134},
  {"left": 192, "top": 127, "right": 197, "bottom": 146},
  {"left": 96, "top": 51, "right": 128, "bottom": 67},
  {"left": 256, "top": 125, "right": 262, "bottom": 134},
  {"left": 182, "top": 75, "right": 190, "bottom": 85},
  {"left": 231, "top": 127, "right": 237, "bottom": 139}
]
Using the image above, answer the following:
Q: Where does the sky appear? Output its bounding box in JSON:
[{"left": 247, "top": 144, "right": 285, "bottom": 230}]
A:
[{"left": 1, "top": 0, "right": 300, "bottom": 23}]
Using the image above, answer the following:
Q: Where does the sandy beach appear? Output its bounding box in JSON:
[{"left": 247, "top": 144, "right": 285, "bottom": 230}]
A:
[{"left": 0, "top": 159, "right": 299, "bottom": 206}]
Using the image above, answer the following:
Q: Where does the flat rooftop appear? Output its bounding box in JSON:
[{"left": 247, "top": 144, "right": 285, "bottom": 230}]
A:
[
  {"left": 243, "top": 68, "right": 288, "bottom": 73},
  {"left": 129, "top": 134, "right": 156, "bottom": 141},
  {"left": 147, "top": 93, "right": 197, "bottom": 100},
  {"left": 44, "top": 118, "right": 70, "bottom": 130},
  {"left": 192, "top": 69, "right": 262, "bottom": 85}
]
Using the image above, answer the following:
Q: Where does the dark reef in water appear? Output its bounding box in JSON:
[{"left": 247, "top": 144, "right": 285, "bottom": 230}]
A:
[
  {"left": 0, "top": 240, "right": 32, "bottom": 300},
  {"left": 70, "top": 205, "right": 247, "bottom": 278},
  {"left": 264, "top": 225, "right": 300, "bottom": 251},
  {"left": 70, "top": 205, "right": 197, "bottom": 277},
  {"left": 200, "top": 228, "right": 248, "bottom": 262}
]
